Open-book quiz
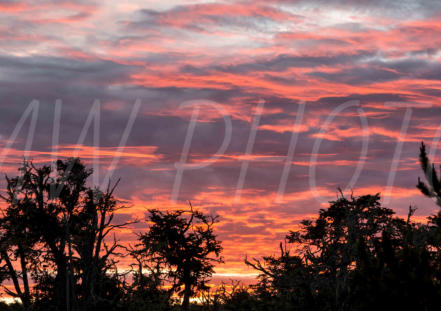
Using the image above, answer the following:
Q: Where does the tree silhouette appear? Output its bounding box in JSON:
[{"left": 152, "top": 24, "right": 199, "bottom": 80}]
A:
[
  {"left": 0, "top": 167, "right": 39, "bottom": 309},
  {"left": 247, "top": 192, "right": 441, "bottom": 310},
  {"left": 0, "top": 159, "right": 131, "bottom": 311},
  {"left": 136, "top": 203, "right": 223, "bottom": 311},
  {"left": 126, "top": 243, "right": 173, "bottom": 310},
  {"left": 5, "top": 144, "right": 441, "bottom": 310}
]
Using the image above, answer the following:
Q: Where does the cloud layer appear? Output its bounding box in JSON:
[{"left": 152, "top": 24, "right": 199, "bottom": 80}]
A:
[{"left": 1, "top": 0, "right": 441, "bottom": 275}]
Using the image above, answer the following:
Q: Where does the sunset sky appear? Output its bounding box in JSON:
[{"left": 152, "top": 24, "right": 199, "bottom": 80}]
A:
[{"left": 1, "top": 0, "right": 441, "bottom": 280}]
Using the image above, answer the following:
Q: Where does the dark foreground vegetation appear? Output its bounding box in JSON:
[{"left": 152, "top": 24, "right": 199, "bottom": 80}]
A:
[{"left": 1, "top": 142, "right": 441, "bottom": 311}]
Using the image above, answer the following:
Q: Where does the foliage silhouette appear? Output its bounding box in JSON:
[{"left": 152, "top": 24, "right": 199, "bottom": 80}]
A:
[
  {"left": 417, "top": 142, "right": 441, "bottom": 205},
  {"left": 246, "top": 193, "right": 441, "bottom": 310},
  {"left": 0, "top": 159, "right": 131, "bottom": 311},
  {"left": 135, "top": 203, "right": 223, "bottom": 311},
  {"left": 2, "top": 144, "right": 441, "bottom": 310}
]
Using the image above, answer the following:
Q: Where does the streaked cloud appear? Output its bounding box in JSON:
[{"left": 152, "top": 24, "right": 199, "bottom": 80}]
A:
[{"left": 1, "top": 0, "right": 441, "bottom": 281}]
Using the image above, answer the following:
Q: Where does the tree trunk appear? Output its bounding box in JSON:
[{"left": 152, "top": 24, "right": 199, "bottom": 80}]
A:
[
  {"left": 2, "top": 250, "right": 30, "bottom": 309},
  {"left": 182, "top": 280, "right": 192, "bottom": 311},
  {"left": 18, "top": 247, "right": 31, "bottom": 310},
  {"left": 55, "top": 262, "right": 68, "bottom": 311}
]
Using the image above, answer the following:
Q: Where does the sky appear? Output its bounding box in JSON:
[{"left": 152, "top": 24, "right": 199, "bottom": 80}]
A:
[{"left": 1, "top": 0, "right": 441, "bottom": 280}]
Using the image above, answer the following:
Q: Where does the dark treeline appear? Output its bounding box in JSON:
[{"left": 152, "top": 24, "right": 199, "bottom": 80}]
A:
[{"left": 1, "top": 142, "right": 441, "bottom": 311}]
